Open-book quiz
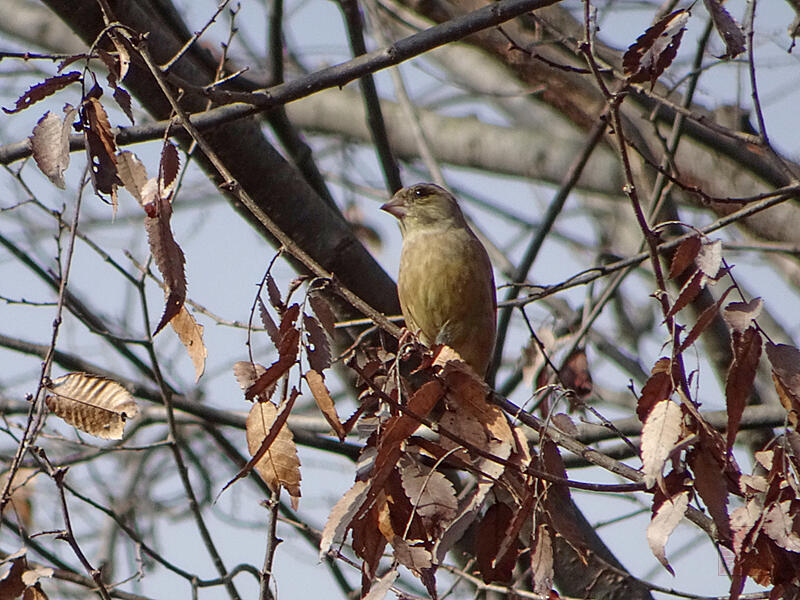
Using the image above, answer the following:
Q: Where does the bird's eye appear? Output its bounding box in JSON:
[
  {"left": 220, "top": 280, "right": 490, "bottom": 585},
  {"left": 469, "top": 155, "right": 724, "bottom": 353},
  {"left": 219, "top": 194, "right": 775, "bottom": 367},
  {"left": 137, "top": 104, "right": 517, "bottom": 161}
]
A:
[{"left": 413, "top": 187, "right": 425, "bottom": 198}]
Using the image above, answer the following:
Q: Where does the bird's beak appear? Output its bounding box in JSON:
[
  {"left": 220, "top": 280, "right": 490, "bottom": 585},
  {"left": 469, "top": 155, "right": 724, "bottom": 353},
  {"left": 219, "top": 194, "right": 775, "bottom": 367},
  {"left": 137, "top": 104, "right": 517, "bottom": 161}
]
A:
[{"left": 380, "top": 196, "right": 407, "bottom": 219}]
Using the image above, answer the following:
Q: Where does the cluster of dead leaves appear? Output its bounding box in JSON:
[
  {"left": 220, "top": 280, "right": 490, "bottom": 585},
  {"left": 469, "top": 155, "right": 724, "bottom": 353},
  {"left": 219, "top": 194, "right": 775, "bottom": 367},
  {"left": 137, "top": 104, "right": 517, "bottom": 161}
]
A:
[
  {"left": 637, "top": 234, "right": 800, "bottom": 597},
  {"left": 7, "top": 34, "right": 207, "bottom": 380}
]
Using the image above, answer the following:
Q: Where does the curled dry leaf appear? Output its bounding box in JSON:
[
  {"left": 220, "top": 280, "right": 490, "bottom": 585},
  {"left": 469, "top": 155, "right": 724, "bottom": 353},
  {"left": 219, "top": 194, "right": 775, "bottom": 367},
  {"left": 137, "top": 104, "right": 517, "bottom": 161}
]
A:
[
  {"left": 116, "top": 151, "right": 150, "bottom": 205},
  {"left": 637, "top": 358, "right": 674, "bottom": 422},
  {"left": 398, "top": 455, "right": 458, "bottom": 528},
  {"left": 303, "top": 314, "right": 331, "bottom": 372},
  {"left": 723, "top": 298, "right": 763, "bottom": 334},
  {"left": 305, "top": 369, "right": 345, "bottom": 440},
  {"left": 81, "top": 96, "right": 122, "bottom": 198},
  {"left": 45, "top": 373, "right": 139, "bottom": 440},
  {"left": 170, "top": 305, "right": 206, "bottom": 382},
  {"left": 530, "top": 523, "right": 554, "bottom": 595},
  {"left": 647, "top": 490, "right": 689, "bottom": 575},
  {"left": 361, "top": 567, "right": 398, "bottom": 600},
  {"left": 763, "top": 500, "right": 800, "bottom": 552},
  {"left": 703, "top": 0, "right": 746, "bottom": 58},
  {"left": 246, "top": 401, "right": 301, "bottom": 509},
  {"left": 233, "top": 361, "right": 268, "bottom": 397},
  {"left": 29, "top": 106, "right": 77, "bottom": 189},
  {"left": 144, "top": 194, "right": 187, "bottom": 335},
  {"left": 766, "top": 342, "right": 800, "bottom": 426},
  {"left": 0, "top": 469, "right": 38, "bottom": 529},
  {"left": 3, "top": 71, "right": 81, "bottom": 114},
  {"left": 641, "top": 399, "right": 683, "bottom": 489},
  {"left": 668, "top": 235, "right": 702, "bottom": 280},
  {"left": 623, "top": 9, "right": 689, "bottom": 88},
  {"left": 319, "top": 480, "right": 369, "bottom": 559},
  {"left": 696, "top": 239, "right": 723, "bottom": 282},
  {"left": 725, "top": 327, "right": 762, "bottom": 449}
]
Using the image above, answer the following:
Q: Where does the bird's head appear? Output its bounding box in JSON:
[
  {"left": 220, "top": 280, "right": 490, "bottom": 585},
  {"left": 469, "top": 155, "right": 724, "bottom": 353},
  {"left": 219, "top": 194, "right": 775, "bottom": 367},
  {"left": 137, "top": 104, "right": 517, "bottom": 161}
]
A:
[{"left": 381, "top": 183, "right": 467, "bottom": 233}]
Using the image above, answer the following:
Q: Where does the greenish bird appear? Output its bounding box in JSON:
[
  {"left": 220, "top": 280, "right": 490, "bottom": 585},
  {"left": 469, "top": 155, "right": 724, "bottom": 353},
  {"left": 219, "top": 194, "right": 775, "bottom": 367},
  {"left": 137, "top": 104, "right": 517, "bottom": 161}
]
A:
[{"left": 381, "top": 183, "right": 497, "bottom": 377}]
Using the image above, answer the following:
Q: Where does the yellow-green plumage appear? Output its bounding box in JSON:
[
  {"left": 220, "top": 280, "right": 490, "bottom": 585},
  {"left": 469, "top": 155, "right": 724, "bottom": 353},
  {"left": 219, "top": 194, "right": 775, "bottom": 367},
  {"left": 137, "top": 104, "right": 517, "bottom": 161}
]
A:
[{"left": 382, "top": 183, "right": 496, "bottom": 376}]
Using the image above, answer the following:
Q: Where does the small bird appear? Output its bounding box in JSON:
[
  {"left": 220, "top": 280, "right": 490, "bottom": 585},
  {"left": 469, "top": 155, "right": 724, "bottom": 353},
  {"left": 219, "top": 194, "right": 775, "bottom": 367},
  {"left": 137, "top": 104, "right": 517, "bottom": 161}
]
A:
[{"left": 381, "top": 183, "right": 496, "bottom": 377}]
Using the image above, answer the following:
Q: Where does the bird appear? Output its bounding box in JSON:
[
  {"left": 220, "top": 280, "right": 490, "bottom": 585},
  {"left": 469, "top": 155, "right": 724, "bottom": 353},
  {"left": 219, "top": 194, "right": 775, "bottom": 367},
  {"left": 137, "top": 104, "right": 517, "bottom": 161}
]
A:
[{"left": 381, "top": 183, "right": 496, "bottom": 377}]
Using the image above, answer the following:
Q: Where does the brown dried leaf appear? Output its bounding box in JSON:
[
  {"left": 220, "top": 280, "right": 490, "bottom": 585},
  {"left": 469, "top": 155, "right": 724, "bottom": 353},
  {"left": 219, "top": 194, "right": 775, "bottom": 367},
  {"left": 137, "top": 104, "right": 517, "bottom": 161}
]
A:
[
  {"left": 668, "top": 236, "right": 702, "bottom": 280},
  {"left": 641, "top": 399, "right": 683, "bottom": 489},
  {"left": 688, "top": 446, "right": 731, "bottom": 541},
  {"left": 678, "top": 285, "right": 734, "bottom": 353},
  {"left": 666, "top": 270, "right": 703, "bottom": 319},
  {"left": 723, "top": 298, "right": 763, "bottom": 334},
  {"left": 266, "top": 274, "right": 284, "bottom": 311},
  {"left": 305, "top": 369, "right": 345, "bottom": 441},
  {"left": 390, "top": 537, "right": 433, "bottom": 574},
  {"left": 159, "top": 141, "right": 180, "bottom": 196},
  {"left": 530, "top": 523, "right": 554, "bottom": 595},
  {"left": 0, "top": 551, "right": 27, "bottom": 599},
  {"left": 361, "top": 567, "right": 397, "bottom": 600},
  {"left": 703, "top": 0, "right": 746, "bottom": 58},
  {"left": 303, "top": 314, "right": 331, "bottom": 372},
  {"left": 116, "top": 151, "right": 150, "bottom": 205},
  {"left": 257, "top": 297, "right": 280, "bottom": 346},
  {"left": 766, "top": 342, "right": 800, "bottom": 425},
  {"left": 23, "top": 583, "right": 49, "bottom": 600},
  {"left": 475, "top": 502, "right": 518, "bottom": 583},
  {"left": 352, "top": 497, "right": 389, "bottom": 592},
  {"left": 308, "top": 293, "right": 337, "bottom": 338},
  {"left": 45, "top": 373, "right": 139, "bottom": 440},
  {"left": 170, "top": 305, "right": 206, "bottom": 382},
  {"left": 233, "top": 361, "right": 268, "bottom": 395},
  {"left": 82, "top": 96, "right": 122, "bottom": 197},
  {"left": 29, "top": 106, "right": 76, "bottom": 189},
  {"left": 112, "top": 85, "right": 133, "bottom": 126},
  {"left": 551, "top": 413, "right": 579, "bottom": 437},
  {"left": 319, "top": 480, "right": 369, "bottom": 558},
  {"left": 3, "top": 72, "right": 81, "bottom": 114},
  {"left": 725, "top": 328, "right": 762, "bottom": 448},
  {"left": 245, "top": 328, "right": 300, "bottom": 400},
  {"left": 647, "top": 490, "right": 689, "bottom": 575},
  {"left": 0, "top": 469, "right": 38, "bottom": 529},
  {"left": 398, "top": 455, "right": 457, "bottom": 526},
  {"left": 559, "top": 349, "right": 593, "bottom": 398},
  {"left": 246, "top": 400, "right": 301, "bottom": 509},
  {"left": 623, "top": 9, "right": 689, "bottom": 87},
  {"left": 637, "top": 358, "right": 674, "bottom": 422},
  {"left": 763, "top": 501, "right": 800, "bottom": 552},
  {"left": 144, "top": 195, "right": 187, "bottom": 335}
]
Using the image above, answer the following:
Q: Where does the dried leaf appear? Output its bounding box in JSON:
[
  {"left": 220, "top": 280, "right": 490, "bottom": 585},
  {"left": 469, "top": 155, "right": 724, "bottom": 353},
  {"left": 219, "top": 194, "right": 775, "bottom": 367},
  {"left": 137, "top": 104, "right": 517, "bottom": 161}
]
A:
[
  {"left": 29, "top": 106, "right": 76, "bottom": 189},
  {"left": 678, "top": 285, "right": 734, "bottom": 353},
  {"left": 352, "top": 497, "right": 389, "bottom": 593},
  {"left": 266, "top": 274, "right": 284, "bottom": 311},
  {"left": 688, "top": 445, "right": 731, "bottom": 541},
  {"left": 303, "top": 314, "right": 331, "bottom": 372},
  {"left": 647, "top": 490, "right": 689, "bottom": 575},
  {"left": 45, "top": 373, "right": 139, "bottom": 440},
  {"left": 551, "top": 413, "right": 579, "bottom": 437},
  {"left": 637, "top": 358, "right": 674, "bottom": 422},
  {"left": 3, "top": 72, "right": 81, "bottom": 114},
  {"left": 559, "top": 349, "right": 593, "bottom": 398},
  {"left": 305, "top": 369, "right": 345, "bottom": 441},
  {"left": 623, "top": 9, "right": 689, "bottom": 88},
  {"left": 766, "top": 342, "right": 800, "bottom": 425},
  {"left": 112, "top": 87, "right": 133, "bottom": 124},
  {"left": 159, "top": 141, "right": 180, "bottom": 196},
  {"left": 475, "top": 502, "right": 518, "bottom": 583},
  {"left": 530, "top": 523, "right": 554, "bottom": 595},
  {"left": 666, "top": 270, "right": 703, "bottom": 319},
  {"left": 0, "top": 469, "right": 38, "bottom": 529},
  {"left": 308, "top": 293, "right": 337, "bottom": 338},
  {"left": 703, "top": 0, "right": 746, "bottom": 58},
  {"left": 257, "top": 297, "right": 280, "bottom": 346},
  {"left": 245, "top": 328, "right": 300, "bottom": 400},
  {"left": 725, "top": 328, "right": 762, "bottom": 448},
  {"left": 361, "top": 567, "right": 397, "bottom": 600},
  {"left": 82, "top": 96, "right": 122, "bottom": 197},
  {"left": 763, "top": 501, "right": 800, "bottom": 552},
  {"left": 641, "top": 399, "right": 683, "bottom": 489},
  {"left": 696, "top": 239, "right": 723, "bottom": 281},
  {"left": 668, "top": 236, "right": 702, "bottom": 279},
  {"left": 723, "top": 298, "right": 763, "bottom": 334},
  {"left": 319, "top": 480, "right": 369, "bottom": 558},
  {"left": 233, "top": 361, "right": 268, "bottom": 395},
  {"left": 144, "top": 195, "right": 187, "bottom": 335},
  {"left": 398, "top": 455, "right": 457, "bottom": 526},
  {"left": 116, "top": 151, "right": 150, "bottom": 204},
  {"left": 0, "top": 552, "right": 27, "bottom": 599},
  {"left": 170, "top": 305, "right": 206, "bottom": 382},
  {"left": 246, "top": 400, "right": 301, "bottom": 509},
  {"left": 23, "top": 582, "right": 49, "bottom": 600}
]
